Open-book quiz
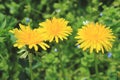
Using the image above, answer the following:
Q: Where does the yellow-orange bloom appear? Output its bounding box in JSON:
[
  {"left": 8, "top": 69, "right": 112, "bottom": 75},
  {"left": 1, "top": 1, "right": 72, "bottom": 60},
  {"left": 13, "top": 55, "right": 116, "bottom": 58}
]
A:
[
  {"left": 10, "top": 24, "right": 49, "bottom": 51},
  {"left": 39, "top": 17, "right": 72, "bottom": 43},
  {"left": 75, "top": 22, "right": 115, "bottom": 53}
]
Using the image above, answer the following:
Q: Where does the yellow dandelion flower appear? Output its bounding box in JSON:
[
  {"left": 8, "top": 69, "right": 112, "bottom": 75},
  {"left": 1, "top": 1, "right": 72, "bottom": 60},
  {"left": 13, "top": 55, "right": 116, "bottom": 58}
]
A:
[
  {"left": 75, "top": 22, "right": 115, "bottom": 53},
  {"left": 39, "top": 17, "right": 72, "bottom": 43},
  {"left": 10, "top": 24, "right": 49, "bottom": 51}
]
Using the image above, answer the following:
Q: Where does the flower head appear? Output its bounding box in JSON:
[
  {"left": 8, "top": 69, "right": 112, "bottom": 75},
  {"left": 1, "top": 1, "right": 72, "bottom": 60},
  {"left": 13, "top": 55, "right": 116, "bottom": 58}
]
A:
[
  {"left": 10, "top": 24, "right": 49, "bottom": 51},
  {"left": 39, "top": 17, "right": 72, "bottom": 43},
  {"left": 75, "top": 22, "right": 115, "bottom": 53}
]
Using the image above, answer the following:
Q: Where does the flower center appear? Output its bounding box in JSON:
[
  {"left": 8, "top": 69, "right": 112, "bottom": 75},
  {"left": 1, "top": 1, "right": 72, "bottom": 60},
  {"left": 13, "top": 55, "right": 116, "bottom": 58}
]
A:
[{"left": 50, "top": 26, "right": 60, "bottom": 35}]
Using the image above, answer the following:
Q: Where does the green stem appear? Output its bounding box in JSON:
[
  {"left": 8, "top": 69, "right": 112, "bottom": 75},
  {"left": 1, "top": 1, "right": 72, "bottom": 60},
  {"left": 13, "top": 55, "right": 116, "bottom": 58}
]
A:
[
  {"left": 59, "top": 53, "right": 66, "bottom": 80},
  {"left": 94, "top": 53, "right": 99, "bottom": 79},
  {"left": 57, "top": 45, "right": 66, "bottom": 80},
  {"left": 28, "top": 53, "right": 33, "bottom": 80}
]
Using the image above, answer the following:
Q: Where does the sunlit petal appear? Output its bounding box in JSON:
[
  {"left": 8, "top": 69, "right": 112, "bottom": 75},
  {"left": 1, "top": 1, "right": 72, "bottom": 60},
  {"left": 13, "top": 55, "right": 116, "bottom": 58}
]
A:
[
  {"left": 10, "top": 24, "right": 49, "bottom": 51},
  {"left": 39, "top": 17, "right": 72, "bottom": 43},
  {"left": 75, "top": 22, "right": 115, "bottom": 53}
]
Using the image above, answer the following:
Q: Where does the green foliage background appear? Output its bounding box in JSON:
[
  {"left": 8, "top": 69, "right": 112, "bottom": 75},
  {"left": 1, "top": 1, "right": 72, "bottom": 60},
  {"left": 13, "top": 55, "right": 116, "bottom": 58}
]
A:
[{"left": 0, "top": 0, "right": 120, "bottom": 80}]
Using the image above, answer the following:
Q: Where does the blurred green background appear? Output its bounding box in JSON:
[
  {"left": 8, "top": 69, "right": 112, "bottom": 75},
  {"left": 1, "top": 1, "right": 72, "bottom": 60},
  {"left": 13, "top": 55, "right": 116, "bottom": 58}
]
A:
[{"left": 0, "top": 0, "right": 120, "bottom": 80}]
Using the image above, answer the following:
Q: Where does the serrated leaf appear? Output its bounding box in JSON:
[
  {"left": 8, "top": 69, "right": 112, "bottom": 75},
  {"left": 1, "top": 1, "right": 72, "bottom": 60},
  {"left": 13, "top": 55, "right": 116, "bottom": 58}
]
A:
[
  {"left": 0, "top": 37, "right": 5, "bottom": 42},
  {"left": 1, "top": 19, "right": 6, "bottom": 28},
  {"left": 81, "top": 58, "right": 88, "bottom": 66}
]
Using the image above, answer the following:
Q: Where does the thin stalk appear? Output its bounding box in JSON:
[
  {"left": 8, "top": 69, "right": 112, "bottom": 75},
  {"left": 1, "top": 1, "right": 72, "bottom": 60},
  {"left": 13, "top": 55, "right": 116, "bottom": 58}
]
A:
[
  {"left": 28, "top": 53, "right": 33, "bottom": 80},
  {"left": 94, "top": 53, "right": 99, "bottom": 79},
  {"left": 58, "top": 52, "right": 66, "bottom": 80},
  {"left": 57, "top": 45, "right": 66, "bottom": 80}
]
